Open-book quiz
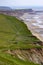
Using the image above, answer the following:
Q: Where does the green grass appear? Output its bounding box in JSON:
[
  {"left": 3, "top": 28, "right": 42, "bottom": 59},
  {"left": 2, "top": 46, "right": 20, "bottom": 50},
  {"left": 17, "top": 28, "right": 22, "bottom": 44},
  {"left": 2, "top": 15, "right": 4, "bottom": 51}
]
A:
[
  {"left": 0, "top": 52, "right": 39, "bottom": 65},
  {"left": 0, "top": 14, "right": 41, "bottom": 49},
  {"left": 0, "top": 14, "right": 41, "bottom": 65}
]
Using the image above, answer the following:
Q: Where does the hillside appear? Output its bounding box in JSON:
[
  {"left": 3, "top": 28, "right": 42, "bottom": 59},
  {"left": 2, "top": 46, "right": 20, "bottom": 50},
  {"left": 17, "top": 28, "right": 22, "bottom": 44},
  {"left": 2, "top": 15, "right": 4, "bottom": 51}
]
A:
[
  {"left": 0, "top": 14, "right": 43, "bottom": 65},
  {"left": 0, "top": 6, "right": 12, "bottom": 11}
]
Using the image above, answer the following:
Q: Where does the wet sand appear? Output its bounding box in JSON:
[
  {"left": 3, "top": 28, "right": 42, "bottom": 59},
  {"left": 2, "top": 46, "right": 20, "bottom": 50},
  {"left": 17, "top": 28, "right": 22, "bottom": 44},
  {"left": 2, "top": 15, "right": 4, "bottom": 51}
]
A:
[{"left": 20, "top": 14, "right": 43, "bottom": 42}]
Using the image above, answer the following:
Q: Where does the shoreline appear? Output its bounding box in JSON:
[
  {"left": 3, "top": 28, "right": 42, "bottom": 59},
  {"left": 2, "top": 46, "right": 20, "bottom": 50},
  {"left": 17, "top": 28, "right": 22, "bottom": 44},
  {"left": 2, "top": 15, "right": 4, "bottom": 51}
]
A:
[{"left": 23, "top": 21, "right": 43, "bottom": 42}]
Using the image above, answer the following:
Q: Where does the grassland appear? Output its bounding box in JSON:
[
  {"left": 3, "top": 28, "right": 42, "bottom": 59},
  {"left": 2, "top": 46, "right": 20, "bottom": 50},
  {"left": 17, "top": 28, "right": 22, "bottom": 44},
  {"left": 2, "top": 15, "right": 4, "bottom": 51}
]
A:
[{"left": 0, "top": 14, "right": 42, "bottom": 65}]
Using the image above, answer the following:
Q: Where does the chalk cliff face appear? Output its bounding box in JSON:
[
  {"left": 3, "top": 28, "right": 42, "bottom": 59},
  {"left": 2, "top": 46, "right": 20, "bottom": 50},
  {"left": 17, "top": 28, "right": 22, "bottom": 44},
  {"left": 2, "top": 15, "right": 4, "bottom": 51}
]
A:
[{"left": 5, "top": 48, "right": 43, "bottom": 65}]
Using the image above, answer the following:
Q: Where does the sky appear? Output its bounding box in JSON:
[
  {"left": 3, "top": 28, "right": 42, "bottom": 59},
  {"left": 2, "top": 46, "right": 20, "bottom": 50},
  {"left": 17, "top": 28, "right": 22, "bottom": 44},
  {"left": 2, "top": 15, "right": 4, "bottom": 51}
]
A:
[{"left": 0, "top": 0, "right": 43, "bottom": 7}]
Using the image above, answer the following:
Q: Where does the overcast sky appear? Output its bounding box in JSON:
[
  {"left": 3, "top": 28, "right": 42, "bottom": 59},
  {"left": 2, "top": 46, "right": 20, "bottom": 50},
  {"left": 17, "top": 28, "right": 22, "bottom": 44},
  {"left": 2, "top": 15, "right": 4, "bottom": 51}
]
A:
[{"left": 0, "top": 0, "right": 43, "bottom": 7}]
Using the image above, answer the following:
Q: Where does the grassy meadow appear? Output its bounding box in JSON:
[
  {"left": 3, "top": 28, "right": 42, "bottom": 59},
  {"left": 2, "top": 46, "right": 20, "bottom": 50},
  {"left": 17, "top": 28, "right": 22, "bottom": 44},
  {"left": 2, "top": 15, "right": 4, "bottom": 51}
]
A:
[{"left": 0, "top": 14, "right": 41, "bottom": 65}]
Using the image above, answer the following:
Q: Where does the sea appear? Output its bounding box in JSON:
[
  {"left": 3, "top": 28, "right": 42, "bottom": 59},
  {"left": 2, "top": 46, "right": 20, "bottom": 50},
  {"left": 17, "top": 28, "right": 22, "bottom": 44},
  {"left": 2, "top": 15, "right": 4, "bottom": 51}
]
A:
[{"left": 12, "top": 6, "right": 43, "bottom": 11}]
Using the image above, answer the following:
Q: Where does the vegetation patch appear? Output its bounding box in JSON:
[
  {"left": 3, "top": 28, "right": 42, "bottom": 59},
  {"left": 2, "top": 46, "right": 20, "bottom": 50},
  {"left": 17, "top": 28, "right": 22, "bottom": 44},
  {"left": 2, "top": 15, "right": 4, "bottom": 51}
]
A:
[{"left": 0, "top": 14, "right": 42, "bottom": 65}]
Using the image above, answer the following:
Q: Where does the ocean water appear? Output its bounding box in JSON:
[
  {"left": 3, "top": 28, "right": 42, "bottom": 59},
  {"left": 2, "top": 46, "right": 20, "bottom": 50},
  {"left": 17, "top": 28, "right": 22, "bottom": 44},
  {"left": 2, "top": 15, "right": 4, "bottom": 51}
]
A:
[{"left": 12, "top": 6, "right": 43, "bottom": 11}]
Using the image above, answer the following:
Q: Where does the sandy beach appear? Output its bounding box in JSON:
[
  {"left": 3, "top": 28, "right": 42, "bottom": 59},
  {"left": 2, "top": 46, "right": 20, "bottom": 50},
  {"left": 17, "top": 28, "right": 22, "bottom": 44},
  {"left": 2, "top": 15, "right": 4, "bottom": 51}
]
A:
[{"left": 20, "top": 13, "right": 43, "bottom": 42}]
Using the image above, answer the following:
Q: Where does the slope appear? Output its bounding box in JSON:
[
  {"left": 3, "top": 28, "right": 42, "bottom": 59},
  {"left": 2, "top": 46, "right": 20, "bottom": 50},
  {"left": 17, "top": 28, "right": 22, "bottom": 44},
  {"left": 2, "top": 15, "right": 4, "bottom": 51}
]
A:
[{"left": 0, "top": 14, "right": 42, "bottom": 65}]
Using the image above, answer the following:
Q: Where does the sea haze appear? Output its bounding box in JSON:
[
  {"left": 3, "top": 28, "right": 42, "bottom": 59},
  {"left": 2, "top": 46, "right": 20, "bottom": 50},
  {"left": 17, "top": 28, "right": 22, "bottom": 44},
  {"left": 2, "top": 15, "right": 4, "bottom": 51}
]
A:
[{"left": 11, "top": 6, "right": 43, "bottom": 11}]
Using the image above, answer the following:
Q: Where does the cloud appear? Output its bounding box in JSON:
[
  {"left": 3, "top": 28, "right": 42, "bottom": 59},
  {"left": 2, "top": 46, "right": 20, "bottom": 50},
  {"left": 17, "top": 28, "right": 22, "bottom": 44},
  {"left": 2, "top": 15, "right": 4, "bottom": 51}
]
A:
[{"left": 0, "top": 0, "right": 43, "bottom": 7}]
